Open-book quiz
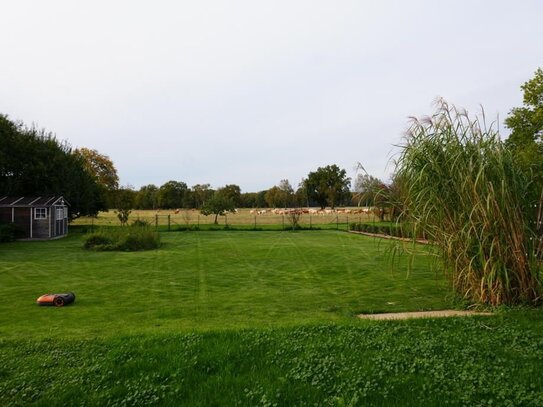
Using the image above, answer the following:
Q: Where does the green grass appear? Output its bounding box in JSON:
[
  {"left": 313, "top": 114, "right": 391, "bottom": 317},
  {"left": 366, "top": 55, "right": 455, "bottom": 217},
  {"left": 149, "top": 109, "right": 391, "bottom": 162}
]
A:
[
  {"left": 1, "top": 230, "right": 543, "bottom": 405},
  {"left": 0, "top": 230, "right": 447, "bottom": 340},
  {"left": 2, "top": 315, "right": 543, "bottom": 406}
]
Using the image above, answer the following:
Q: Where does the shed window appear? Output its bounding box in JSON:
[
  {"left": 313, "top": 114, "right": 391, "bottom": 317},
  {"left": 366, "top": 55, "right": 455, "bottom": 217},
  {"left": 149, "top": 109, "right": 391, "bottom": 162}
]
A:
[
  {"left": 56, "top": 207, "right": 63, "bottom": 219},
  {"left": 34, "top": 208, "right": 47, "bottom": 219},
  {"left": 63, "top": 207, "right": 68, "bottom": 218}
]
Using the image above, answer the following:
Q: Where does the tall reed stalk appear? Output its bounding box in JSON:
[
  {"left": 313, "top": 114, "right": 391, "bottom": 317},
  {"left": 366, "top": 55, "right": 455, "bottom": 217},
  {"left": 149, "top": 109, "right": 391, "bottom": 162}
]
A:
[{"left": 395, "top": 99, "right": 541, "bottom": 305}]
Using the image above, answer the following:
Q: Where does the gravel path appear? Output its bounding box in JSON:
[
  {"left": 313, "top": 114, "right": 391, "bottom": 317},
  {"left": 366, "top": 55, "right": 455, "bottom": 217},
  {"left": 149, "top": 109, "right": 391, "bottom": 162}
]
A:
[{"left": 358, "top": 310, "right": 492, "bottom": 320}]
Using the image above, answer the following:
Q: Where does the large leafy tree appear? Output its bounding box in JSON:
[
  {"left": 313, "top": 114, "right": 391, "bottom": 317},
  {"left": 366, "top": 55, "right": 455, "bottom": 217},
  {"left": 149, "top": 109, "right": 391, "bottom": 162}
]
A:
[
  {"left": 190, "top": 184, "right": 214, "bottom": 209},
  {"left": 157, "top": 181, "right": 188, "bottom": 209},
  {"left": 134, "top": 184, "right": 159, "bottom": 209},
  {"left": 505, "top": 68, "right": 543, "bottom": 195},
  {"left": 0, "top": 114, "right": 105, "bottom": 218},
  {"left": 264, "top": 186, "right": 282, "bottom": 208},
  {"left": 73, "top": 147, "right": 119, "bottom": 208},
  {"left": 303, "top": 165, "right": 351, "bottom": 209},
  {"left": 265, "top": 180, "right": 294, "bottom": 208},
  {"left": 278, "top": 179, "right": 294, "bottom": 208},
  {"left": 217, "top": 184, "right": 242, "bottom": 207},
  {"left": 73, "top": 147, "right": 119, "bottom": 190}
]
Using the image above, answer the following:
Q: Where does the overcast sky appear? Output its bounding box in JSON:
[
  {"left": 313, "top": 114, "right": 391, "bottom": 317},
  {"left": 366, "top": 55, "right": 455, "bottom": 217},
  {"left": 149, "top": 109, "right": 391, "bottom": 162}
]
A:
[{"left": 1, "top": 1, "right": 542, "bottom": 192}]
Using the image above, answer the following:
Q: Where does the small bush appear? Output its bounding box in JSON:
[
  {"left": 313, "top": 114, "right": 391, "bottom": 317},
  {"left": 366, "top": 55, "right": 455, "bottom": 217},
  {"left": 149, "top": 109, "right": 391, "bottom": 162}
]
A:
[
  {"left": 131, "top": 219, "right": 151, "bottom": 228},
  {"left": 83, "top": 226, "right": 160, "bottom": 251},
  {"left": 0, "top": 223, "right": 24, "bottom": 242},
  {"left": 83, "top": 233, "right": 114, "bottom": 250}
]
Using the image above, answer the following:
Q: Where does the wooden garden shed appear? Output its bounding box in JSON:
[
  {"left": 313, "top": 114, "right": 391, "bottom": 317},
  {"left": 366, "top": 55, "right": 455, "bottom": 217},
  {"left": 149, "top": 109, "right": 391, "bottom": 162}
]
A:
[{"left": 0, "top": 196, "right": 69, "bottom": 240}]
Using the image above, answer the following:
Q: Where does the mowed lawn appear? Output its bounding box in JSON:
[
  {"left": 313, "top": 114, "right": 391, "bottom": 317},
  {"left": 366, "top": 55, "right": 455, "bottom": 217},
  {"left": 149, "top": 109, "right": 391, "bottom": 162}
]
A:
[
  {"left": 2, "top": 230, "right": 543, "bottom": 406},
  {"left": 0, "top": 230, "right": 447, "bottom": 339}
]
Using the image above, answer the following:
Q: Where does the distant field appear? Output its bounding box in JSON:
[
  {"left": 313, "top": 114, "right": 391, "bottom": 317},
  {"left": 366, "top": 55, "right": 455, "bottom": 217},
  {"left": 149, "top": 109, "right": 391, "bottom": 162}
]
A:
[{"left": 73, "top": 208, "right": 378, "bottom": 229}]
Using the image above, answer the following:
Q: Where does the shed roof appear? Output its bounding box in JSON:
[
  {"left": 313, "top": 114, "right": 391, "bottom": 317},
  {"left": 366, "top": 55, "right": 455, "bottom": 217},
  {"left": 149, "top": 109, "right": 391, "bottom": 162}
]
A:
[{"left": 0, "top": 196, "right": 68, "bottom": 207}]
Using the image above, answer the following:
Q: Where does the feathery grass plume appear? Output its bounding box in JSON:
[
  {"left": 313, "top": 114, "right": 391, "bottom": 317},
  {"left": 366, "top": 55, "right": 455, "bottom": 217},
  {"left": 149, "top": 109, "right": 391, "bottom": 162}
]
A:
[{"left": 395, "top": 98, "right": 542, "bottom": 305}]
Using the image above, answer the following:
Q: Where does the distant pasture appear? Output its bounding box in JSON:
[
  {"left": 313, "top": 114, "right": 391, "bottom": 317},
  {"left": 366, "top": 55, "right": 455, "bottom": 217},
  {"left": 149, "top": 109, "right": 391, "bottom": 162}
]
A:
[{"left": 73, "top": 207, "right": 380, "bottom": 228}]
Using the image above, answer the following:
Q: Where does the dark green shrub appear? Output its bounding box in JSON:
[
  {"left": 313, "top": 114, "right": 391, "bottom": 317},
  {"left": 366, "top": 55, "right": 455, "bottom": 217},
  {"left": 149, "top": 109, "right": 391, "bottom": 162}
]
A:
[
  {"left": 131, "top": 219, "right": 151, "bottom": 228},
  {"left": 83, "top": 226, "right": 160, "bottom": 252},
  {"left": 118, "top": 230, "right": 160, "bottom": 251},
  {"left": 0, "top": 224, "right": 15, "bottom": 242},
  {"left": 83, "top": 233, "right": 115, "bottom": 250},
  {"left": 0, "top": 223, "right": 24, "bottom": 242}
]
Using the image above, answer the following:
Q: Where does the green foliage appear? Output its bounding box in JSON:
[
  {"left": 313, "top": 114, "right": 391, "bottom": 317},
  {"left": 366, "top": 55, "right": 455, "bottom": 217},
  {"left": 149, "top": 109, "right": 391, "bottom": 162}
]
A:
[
  {"left": 134, "top": 184, "right": 159, "bottom": 209},
  {"left": 73, "top": 147, "right": 119, "bottom": 191},
  {"left": 82, "top": 233, "right": 115, "bottom": 250},
  {"left": 396, "top": 99, "right": 542, "bottom": 305},
  {"left": 113, "top": 187, "right": 135, "bottom": 225},
  {"left": 239, "top": 190, "right": 268, "bottom": 208},
  {"left": 157, "top": 180, "right": 188, "bottom": 209},
  {"left": 200, "top": 193, "right": 236, "bottom": 224},
  {"left": 0, "top": 114, "right": 106, "bottom": 218},
  {"left": 0, "top": 223, "right": 24, "bottom": 242},
  {"left": 304, "top": 164, "right": 351, "bottom": 209},
  {"left": 264, "top": 185, "right": 282, "bottom": 208},
  {"left": 131, "top": 219, "right": 151, "bottom": 227},
  {"left": 505, "top": 68, "right": 543, "bottom": 193},
  {"left": 353, "top": 171, "right": 383, "bottom": 207},
  {"left": 1, "top": 232, "right": 543, "bottom": 405},
  {"left": 189, "top": 184, "right": 214, "bottom": 209},
  {"left": 265, "top": 180, "right": 294, "bottom": 208},
  {"left": 117, "top": 209, "right": 131, "bottom": 226},
  {"left": 1, "top": 231, "right": 447, "bottom": 340},
  {"left": 217, "top": 184, "right": 242, "bottom": 207},
  {"left": 83, "top": 226, "right": 160, "bottom": 251},
  {"left": 1, "top": 316, "right": 543, "bottom": 406}
]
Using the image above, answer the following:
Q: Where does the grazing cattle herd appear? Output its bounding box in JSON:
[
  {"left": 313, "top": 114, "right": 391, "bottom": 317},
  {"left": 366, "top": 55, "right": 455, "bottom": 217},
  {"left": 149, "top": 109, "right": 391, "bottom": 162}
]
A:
[
  {"left": 249, "top": 207, "right": 374, "bottom": 215},
  {"left": 152, "top": 207, "right": 378, "bottom": 217}
]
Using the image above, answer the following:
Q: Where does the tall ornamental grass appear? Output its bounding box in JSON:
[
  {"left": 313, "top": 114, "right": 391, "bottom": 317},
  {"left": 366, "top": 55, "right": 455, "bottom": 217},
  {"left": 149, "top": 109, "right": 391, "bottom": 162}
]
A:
[{"left": 395, "top": 99, "right": 541, "bottom": 305}]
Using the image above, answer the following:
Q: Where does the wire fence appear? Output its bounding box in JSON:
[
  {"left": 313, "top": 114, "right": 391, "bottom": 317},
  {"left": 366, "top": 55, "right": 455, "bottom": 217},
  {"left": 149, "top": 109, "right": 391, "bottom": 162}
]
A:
[{"left": 77, "top": 209, "right": 380, "bottom": 231}]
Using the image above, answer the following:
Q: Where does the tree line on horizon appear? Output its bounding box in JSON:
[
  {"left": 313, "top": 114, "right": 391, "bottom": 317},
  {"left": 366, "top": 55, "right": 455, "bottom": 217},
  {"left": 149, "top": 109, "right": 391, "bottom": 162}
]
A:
[
  {"left": 1, "top": 68, "right": 541, "bottom": 218},
  {"left": 119, "top": 166, "right": 361, "bottom": 212}
]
